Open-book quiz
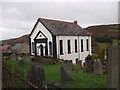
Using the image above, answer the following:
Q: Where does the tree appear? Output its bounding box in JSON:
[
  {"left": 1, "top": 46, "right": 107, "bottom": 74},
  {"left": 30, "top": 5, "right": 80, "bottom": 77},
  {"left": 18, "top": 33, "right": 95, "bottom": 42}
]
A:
[{"left": 97, "top": 46, "right": 108, "bottom": 61}]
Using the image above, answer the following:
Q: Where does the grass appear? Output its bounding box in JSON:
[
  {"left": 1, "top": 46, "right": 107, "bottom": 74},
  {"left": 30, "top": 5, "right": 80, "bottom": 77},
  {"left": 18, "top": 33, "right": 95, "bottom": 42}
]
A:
[
  {"left": 97, "top": 39, "right": 118, "bottom": 47},
  {"left": 3, "top": 59, "right": 107, "bottom": 88},
  {"left": 112, "top": 39, "right": 119, "bottom": 44},
  {"left": 3, "top": 59, "right": 30, "bottom": 73},
  {"left": 109, "top": 30, "right": 119, "bottom": 32},
  {"left": 97, "top": 42, "right": 110, "bottom": 47}
]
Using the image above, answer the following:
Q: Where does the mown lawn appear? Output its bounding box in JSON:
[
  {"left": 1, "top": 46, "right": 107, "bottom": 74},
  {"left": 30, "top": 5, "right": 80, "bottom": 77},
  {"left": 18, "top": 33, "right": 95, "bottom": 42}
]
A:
[{"left": 3, "top": 59, "right": 107, "bottom": 88}]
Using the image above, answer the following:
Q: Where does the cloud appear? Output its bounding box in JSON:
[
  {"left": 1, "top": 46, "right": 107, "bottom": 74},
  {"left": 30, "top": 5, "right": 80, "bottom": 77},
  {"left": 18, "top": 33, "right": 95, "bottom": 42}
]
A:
[{"left": 1, "top": 2, "right": 118, "bottom": 40}]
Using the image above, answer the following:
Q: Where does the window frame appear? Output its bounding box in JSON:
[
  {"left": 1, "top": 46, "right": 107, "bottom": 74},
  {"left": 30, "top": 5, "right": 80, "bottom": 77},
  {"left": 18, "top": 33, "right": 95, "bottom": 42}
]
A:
[
  {"left": 59, "top": 40, "right": 63, "bottom": 55},
  {"left": 81, "top": 39, "right": 83, "bottom": 52},
  {"left": 67, "top": 40, "right": 71, "bottom": 54},
  {"left": 75, "top": 39, "right": 78, "bottom": 53}
]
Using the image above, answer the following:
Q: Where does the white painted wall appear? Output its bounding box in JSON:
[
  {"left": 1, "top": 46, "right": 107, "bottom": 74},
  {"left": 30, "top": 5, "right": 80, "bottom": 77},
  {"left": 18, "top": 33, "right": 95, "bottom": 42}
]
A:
[
  {"left": 30, "top": 21, "right": 53, "bottom": 55},
  {"left": 30, "top": 20, "right": 92, "bottom": 64},
  {"left": 56, "top": 35, "right": 91, "bottom": 64}
]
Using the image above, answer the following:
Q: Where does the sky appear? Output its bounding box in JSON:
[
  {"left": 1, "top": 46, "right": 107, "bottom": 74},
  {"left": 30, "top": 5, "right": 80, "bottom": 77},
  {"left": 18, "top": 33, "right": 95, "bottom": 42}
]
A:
[{"left": 0, "top": 0, "right": 119, "bottom": 40}]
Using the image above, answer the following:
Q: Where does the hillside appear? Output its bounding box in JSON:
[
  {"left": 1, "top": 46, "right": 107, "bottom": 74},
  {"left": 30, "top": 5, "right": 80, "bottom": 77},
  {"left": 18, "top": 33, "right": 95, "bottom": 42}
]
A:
[
  {"left": 85, "top": 24, "right": 120, "bottom": 39},
  {"left": 2, "top": 34, "right": 29, "bottom": 45},
  {"left": 1, "top": 24, "right": 119, "bottom": 45}
]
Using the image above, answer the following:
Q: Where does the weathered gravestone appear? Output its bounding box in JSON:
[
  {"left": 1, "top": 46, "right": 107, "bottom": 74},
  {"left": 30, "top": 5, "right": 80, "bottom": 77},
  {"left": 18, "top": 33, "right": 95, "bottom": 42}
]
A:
[
  {"left": 77, "top": 60, "right": 82, "bottom": 70},
  {"left": 94, "top": 59, "right": 103, "bottom": 74},
  {"left": 9, "top": 53, "right": 17, "bottom": 60},
  {"left": 85, "top": 54, "right": 93, "bottom": 73},
  {"left": 60, "top": 63, "right": 72, "bottom": 81},
  {"left": 19, "top": 60, "right": 25, "bottom": 67},
  {"left": 66, "top": 60, "right": 73, "bottom": 71},
  {"left": 18, "top": 56, "right": 22, "bottom": 61},
  {"left": 107, "top": 45, "right": 120, "bottom": 89},
  {"left": 28, "top": 58, "right": 46, "bottom": 88},
  {"left": 21, "top": 54, "right": 30, "bottom": 63}
]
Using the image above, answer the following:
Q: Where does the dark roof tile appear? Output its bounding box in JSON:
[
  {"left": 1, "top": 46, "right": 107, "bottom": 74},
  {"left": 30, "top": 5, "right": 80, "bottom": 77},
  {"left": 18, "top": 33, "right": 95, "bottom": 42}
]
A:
[{"left": 39, "top": 18, "right": 89, "bottom": 36}]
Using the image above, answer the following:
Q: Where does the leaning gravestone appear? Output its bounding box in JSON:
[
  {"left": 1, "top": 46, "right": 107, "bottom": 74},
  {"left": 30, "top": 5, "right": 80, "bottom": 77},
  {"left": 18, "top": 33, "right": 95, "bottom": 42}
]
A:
[
  {"left": 77, "top": 60, "right": 82, "bottom": 70},
  {"left": 60, "top": 63, "right": 72, "bottom": 81},
  {"left": 94, "top": 59, "right": 103, "bottom": 74},
  {"left": 85, "top": 55, "right": 93, "bottom": 73},
  {"left": 107, "top": 45, "right": 119, "bottom": 89},
  {"left": 28, "top": 58, "right": 46, "bottom": 88},
  {"left": 9, "top": 53, "right": 17, "bottom": 60}
]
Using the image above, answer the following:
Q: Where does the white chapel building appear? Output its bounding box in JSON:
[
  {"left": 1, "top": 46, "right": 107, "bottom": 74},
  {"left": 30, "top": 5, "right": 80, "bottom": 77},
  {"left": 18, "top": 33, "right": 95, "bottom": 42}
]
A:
[{"left": 29, "top": 18, "right": 91, "bottom": 64}]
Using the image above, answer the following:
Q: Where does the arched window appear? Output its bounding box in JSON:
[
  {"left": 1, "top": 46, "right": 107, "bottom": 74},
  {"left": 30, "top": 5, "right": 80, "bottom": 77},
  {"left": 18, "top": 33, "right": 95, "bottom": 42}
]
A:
[
  {"left": 49, "top": 41, "right": 52, "bottom": 55},
  {"left": 32, "top": 42, "right": 35, "bottom": 53}
]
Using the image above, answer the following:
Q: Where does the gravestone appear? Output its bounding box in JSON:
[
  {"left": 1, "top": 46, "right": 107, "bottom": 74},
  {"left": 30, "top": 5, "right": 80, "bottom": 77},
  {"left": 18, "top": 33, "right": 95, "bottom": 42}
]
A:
[
  {"left": 94, "top": 59, "right": 103, "bottom": 74},
  {"left": 85, "top": 55, "right": 93, "bottom": 73},
  {"left": 60, "top": 63, "right": 72, "bottom": 81},
  {"left": 19, "top": 60, "right": 25, "bottom": 67},
  {"left": 9, "top": 53, "right": 17, "bottom": 60},
  {"left": 18, "top": 56, "right": 22, "bottom": 61},
  {"left": 28, "top": 58, "right": 46, "bottom": 88},
  {"left": 77, "top": 60, "right": 82, "bottom": 70},
  {"left": 66, "top": 60, "right": 73, "bottom": 71},
  {"left": 107, "top": 45, "right": 119, "bottom": 89},
  {"left": 22, "top": 54, "right": 29, "bottom": 63}
]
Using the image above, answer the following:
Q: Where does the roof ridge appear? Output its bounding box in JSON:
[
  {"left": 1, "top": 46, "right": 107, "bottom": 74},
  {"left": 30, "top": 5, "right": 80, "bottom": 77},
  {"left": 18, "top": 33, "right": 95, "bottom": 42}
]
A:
[{"left": 39, "top": 18, "right": 74, "bottom": 24}]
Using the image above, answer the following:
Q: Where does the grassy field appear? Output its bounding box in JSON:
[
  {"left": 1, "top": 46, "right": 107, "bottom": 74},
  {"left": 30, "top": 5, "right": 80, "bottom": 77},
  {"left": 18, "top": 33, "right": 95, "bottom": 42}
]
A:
[
  {"left": 3, "top": 59, "right": 107, "bottom": 88},
  {"left": 97, "top": 39, "right": 118, "bottom": 47}
]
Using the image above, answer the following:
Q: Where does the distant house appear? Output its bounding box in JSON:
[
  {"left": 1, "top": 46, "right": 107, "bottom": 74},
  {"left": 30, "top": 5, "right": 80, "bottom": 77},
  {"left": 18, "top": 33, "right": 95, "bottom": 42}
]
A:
[
  {"left": 12, "top": 42, "right": 29, "bottom": 54},
  {"left": 1, "top": 44, "right": 12, "bottom": 53},
  {"left": 29, "top": 18, "right": 91, "bottom": 64}
]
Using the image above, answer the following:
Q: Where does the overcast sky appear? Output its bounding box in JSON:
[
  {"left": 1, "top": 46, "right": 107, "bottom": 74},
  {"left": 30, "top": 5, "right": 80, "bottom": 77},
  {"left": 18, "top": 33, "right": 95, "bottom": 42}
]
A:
[{"left": 0, "top": 0, "right": 119, "bottom": 40}]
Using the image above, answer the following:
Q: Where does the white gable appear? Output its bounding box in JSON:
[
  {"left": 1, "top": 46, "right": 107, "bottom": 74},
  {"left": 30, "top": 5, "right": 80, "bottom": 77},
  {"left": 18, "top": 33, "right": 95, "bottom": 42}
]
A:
[
  {"left": 36, "top": 32, "right": 46, "bottom": 39},
  {"left": 30, "top": 21, "right": 52, "bottom": 42}
]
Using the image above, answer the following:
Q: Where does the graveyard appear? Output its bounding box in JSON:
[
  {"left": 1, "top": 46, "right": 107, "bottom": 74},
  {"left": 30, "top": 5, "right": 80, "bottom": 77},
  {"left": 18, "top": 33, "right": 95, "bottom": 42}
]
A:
[
  {"left": 3, "top": 58, "right": 107, "bottom": 88},
  {"left": 2, "top": 44, "right": 119, "bottom": 89}
]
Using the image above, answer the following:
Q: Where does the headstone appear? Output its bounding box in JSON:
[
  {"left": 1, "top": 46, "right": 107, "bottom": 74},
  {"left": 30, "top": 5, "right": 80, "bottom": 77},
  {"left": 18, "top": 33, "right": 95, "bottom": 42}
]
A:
[
  {"left": 60, "top": 63, "right": 72, "bottom": 81},
  {"left": 107, "top": 45, "right": 119, "bottom": 89},
  {"left": 19, "top": 60, "right": 25, "bottom": 67},
  {"left": 66, "top": 60, "right": 73, "bottom": 71},
  {"left": 18, "top": 56, "right": 22, "bottom": 61},
  {"left": 77, "top": 60, "right": 82, "bottom": 70},
  {"left": 28, "top": 59, "right": 46, "bottom": 88},
  {"left": 9, "top": 53, "right": 17, "bottom": 60},
  {"left": 21, "top": 54, "right": 29, "bottom": 63},
  {"left": 94, "top": 59, "right": 103, "bottom": 74},
  {"left": 85, "top": 54, "right": 93, "bottom": 73}
]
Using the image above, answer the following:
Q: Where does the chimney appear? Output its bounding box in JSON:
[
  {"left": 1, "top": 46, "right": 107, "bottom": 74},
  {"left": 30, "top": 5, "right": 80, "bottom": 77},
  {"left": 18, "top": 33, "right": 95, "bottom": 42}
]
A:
[{"left": 74, "top": 20, "right": 77, "bottom": 24}]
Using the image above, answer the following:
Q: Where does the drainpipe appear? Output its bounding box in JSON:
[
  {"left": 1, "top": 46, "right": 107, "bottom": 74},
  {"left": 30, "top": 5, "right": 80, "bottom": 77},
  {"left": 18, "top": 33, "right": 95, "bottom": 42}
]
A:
[
  {"left": 58, "top": 35, "right": 59, "bottom": 59},
  {"left": 78, "top": 36, "right": 80, "bottom": 61}
]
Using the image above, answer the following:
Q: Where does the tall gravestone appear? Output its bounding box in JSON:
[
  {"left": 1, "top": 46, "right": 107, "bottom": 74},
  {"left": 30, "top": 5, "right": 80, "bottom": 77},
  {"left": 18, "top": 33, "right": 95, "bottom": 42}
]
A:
[
  {"left": 94, "top": 59, "right": 103, "bottom": 74},
  {"left": 9, "top": 53, "right": 17, "bottom": 60},
  {"left": 107, "top": 45, "right": 119, "bottom": 89},
  {"left": 66, "top": 60, "right": 73, "bottom": 71},
  {"left": 60, "top": 63, "right": 72, "bottom": 81},
  {"left": 28, "top": 58, "right": 46, "bottom": 88},
  {"left": 85, "top": 55, "right": 93, "bottom": 73}
]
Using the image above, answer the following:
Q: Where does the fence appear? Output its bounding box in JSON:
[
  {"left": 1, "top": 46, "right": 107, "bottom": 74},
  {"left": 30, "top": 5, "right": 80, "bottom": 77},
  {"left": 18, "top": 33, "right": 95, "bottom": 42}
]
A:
[{"left": 2, "top": 63, "right": 38, "bottom": 88}]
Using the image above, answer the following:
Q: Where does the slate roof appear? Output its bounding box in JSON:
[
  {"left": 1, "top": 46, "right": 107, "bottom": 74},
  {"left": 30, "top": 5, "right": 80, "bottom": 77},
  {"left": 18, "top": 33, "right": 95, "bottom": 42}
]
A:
[
  {"left": 2, "top": 45, "right": 12, "bottom": 50},
  {"left": 30, "top": 18, "right": 90, "bottom": 37},
  {"left": 12, "top": 43, "right": 27, "bottom": 51},
  {"left": 39, "top": 18, "right": 89, "bottom": 36}
]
